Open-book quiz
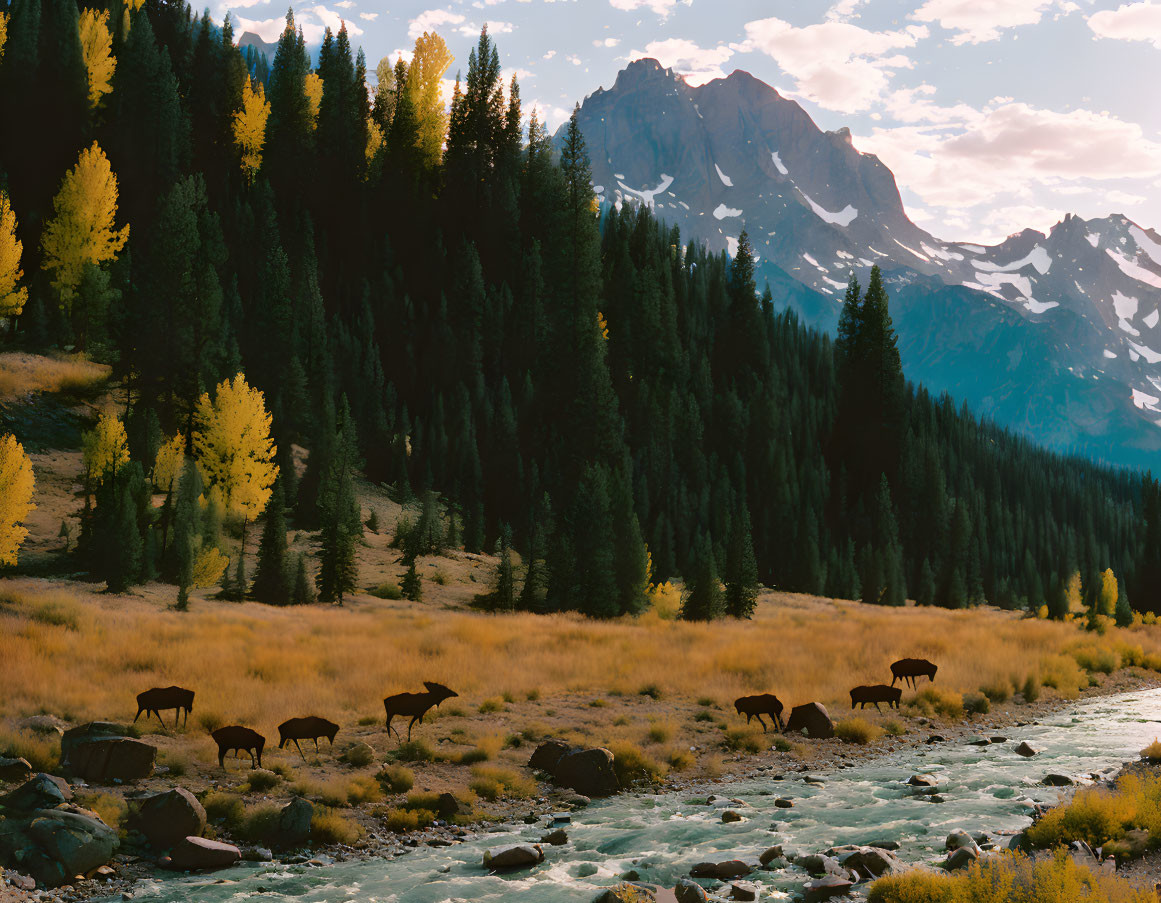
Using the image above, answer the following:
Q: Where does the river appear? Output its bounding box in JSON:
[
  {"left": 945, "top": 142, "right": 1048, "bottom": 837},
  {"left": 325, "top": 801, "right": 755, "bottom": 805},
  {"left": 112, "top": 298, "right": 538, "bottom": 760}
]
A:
[{"left": 107, "top": 687, "right": 1161, "bottom": 902}]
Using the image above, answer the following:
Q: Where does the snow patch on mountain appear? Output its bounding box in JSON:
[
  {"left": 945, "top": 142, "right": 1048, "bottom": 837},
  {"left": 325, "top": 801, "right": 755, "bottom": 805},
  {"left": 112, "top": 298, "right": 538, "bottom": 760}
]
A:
[
  {"left": 1147, "top": 309, "right": 1160, "bottom": 329},
  {"left": 1025, "top": 299, "right": 1059, "bottom": 314},
  {"left": 976, "top": 245, "right": 1052, "bottom": 275},
  {"left": 799, "top": 191, "right": 857, "bottom": 227},
  {"left": 894, "top": 239, "right": 930, "bottom": 262},
  {"left": 713, "top": 203, "right": 742, "bottom": 220},
  {"left": 616, "top": 174, "right": 675, "bottom": 208},
  {"left": 1086, "top": 233, "right": 1101, "bottom": 248},
  {"left": 715, "top": 164, "right": 733, "bottom": 187},
  {"left": 1133, "top": 388, "right": 1161, "bottom": 412},
  {"left": 1107, "top": 247, "right": 1161, "bottom": 289},
  {"left": 1130, "top": 225, "right": 1161, "bottom": 268},
  {"left": 1129, "top": 340, "right": 1161, "bottom": 364},
  {"left": 770, "top": 152, "right": 788, "bottom": 176},
  {"left": 1113, "top": 291, "right": 1139, "bottom": 320},
  {"left": 1105, "top": 349, "right": 1118, "bottom": 359}
]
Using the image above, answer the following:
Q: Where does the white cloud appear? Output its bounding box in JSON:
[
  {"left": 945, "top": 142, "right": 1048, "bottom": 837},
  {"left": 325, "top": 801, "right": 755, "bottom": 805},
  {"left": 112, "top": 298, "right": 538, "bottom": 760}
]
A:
[
  {"left": 631, "top": 38, "right": 733, "bottom": 85},
  {"left": 593, "top": 37, "right": 621, "bottom": 48},
  {"left": 334, "top": 0, "right": 354, "bottom": 7},
  {"left": 1088, "top": 1, "right": 1161, "bottom": 48},
  {"left": 827, "top": 0, "right": 868, "bottom": 20},
  {"left": 408, "top": 8, "right": 466, "bottom": 40},
  {"left": 543, "top": 50, "right": 556, "bottom": 59},
  {"left": 531, "top": 101, "right": 571, "bottom": 129},
  {"left": 456, "top": 20, "right": 515, "bottom": 38},
  {"left": 912, "top": 0, "right": 1061, "bottom": 45},
  {"left": 310, "top": 5, "right": 363, "bottom": 36},
  {"left": 234, "top": 15, "right": 289, "bottom": 41},
  {"left": 222, "top": 0, "right": 270, "bottom": 9},
  {"left": 609, "top": 0, "right": 689, "bottom": 19},
  {"left": 359, "top": 11, "right": 377, "bottom": 20},
  {"left": 735, "top": 17, "right": 926, "bottom": 113}
]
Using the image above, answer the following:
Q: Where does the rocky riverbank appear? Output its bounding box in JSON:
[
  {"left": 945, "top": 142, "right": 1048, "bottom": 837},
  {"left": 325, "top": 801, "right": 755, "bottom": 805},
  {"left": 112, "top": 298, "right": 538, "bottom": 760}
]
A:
[{"left": 3, "top": 668, "right": 1158, "bottom": 902}]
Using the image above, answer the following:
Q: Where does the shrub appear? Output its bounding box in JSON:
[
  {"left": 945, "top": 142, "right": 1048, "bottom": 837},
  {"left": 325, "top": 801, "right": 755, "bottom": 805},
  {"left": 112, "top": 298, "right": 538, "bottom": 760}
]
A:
[
  {"left": 79, "top": 792, "right": 126, "bottom": 831},
  {"left": 391, "top": 739, "right": 435, "bottom": 763},
  {"left": 1021, "top": 674, "right": 1041, "bottom": 703},
  {"left": 243, "top": 769, "right": 281, "bottom": 792},
  {"left": 478, "top": 698, "right": 505, "bottom": 714},
  {"left": 1071, "top": 643, "right": 1120, "bottom": 675},
  {"left": 834, "top": 718, "right": 884, "bottom": 745},
  {"left": 469, "top": 765, "right": 536, "bottom": 801},
  {"left": 377, "top": 764, "right": 415, "bottom": 794},
  {"left": 311, "top": 809, "right": 363, "bottom": 844},
  {"left": 30, "top": 597, "right": 83, "bottom": 630},
  {"left": 722, "top": 727, "right": 763, "bottom": 754},
  {"left": 693, "top": 710, "right": 715, "bottom": 723},
  {"left": 383, "top": 807, "right": 435, "bottom": 832},
  {"left": 1025, "top": 786, "right": 1135, "bottom": 849},
  {"left": 202, "top": 791, "right": 244, "bottom": 828},
  {"left": 0, "top": 729, "right": 59, "bottom": 772},
  {"left": 607, "top": 740, "right": 667, "bottom": 785},
  {"left": 588, "top": 698, "right": 608, "bottom": 708},
  {"left": 907, "top": 687, "right": 964, "bottom": 720},
  {"left": 370, "top": 582, "right": 403, "bottom": 600},
  {"left": 666, "top": 749, "right": 694, "bottom": 771},
  {"left": 696, "top": 696, "right": 715, "bottom": 708},
  {"left": 980, "top": 680, "right": 1012, "bottom": 703},
  {"left": 963, "top": 693, "right": 990, "bottom": 715},
  {"left": 525, "top": 689, "right": 541, "bottom": 702},
  {"left": 236, "top": 803, "right": 281, "bottom": 844},
  {"left": 646, "top": 721, "right": 675, "bottom": 744},
  {"left": 345, "top": 775, "right": 382, "bottom": 805},
  {"left": 1142, "top": 739, "right": 1161, "bottom": 762},
  {"left": 342, "top": 743, "right": 375, "bottom": 767},
  {"left": 638, "top": 683, "right": 663, "bottom": 700},
  {"left": 882, "top": 719, "right": 906, "bottom": 737}
]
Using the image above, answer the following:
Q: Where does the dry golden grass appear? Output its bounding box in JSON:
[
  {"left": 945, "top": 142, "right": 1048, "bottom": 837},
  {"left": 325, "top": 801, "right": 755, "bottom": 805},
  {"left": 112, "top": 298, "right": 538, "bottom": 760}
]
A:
[
  {"left": 0, "top": 351, "right": 108, "bottom": 401},
  {"left": 3, "top": 577, "right": 1161, "bottom": 745}
]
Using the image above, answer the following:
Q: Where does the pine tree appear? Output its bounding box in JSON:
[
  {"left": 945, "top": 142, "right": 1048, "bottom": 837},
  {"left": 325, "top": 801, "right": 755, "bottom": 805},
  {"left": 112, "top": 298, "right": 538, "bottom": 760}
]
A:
[
  {"left": 252, "top": 477, "right": 291, "bottom": 604},
  {"left": 724, "top": 501, "right": 759, "bottom": 618},
  {"left": 681, "top": 533, "right": 724, "bottom": 621},
  {"left": 487, "top": 523, "right": 515, "bottom": 611},
  {"left": 173, "top": 458, "right": 202, "bottom": 609},
  {"left": 401, "top": 556, "right": 422, "bottom": 601},
  {"left": 292, "top": 552, "right": 315, "bottom": 605}
]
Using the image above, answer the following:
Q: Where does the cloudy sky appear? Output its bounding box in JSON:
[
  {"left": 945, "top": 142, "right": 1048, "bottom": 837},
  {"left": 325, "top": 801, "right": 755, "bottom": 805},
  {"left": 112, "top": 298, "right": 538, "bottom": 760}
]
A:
[{"left": 221, "top": 0, "right": 1161, "bottom": 244}]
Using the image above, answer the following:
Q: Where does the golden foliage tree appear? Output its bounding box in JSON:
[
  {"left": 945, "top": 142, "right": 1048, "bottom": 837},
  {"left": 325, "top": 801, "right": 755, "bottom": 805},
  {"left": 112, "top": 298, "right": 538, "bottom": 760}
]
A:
[
  {"left": 40, "top": 142, "right": 129, "bottom": 304},
  {"left": 0, "top": 434, "right": 35, "bottom": 567},
  {"left": 366, "top": 118, "right": 384, "bottom": 165},
  {"left": 154, "top": 433, "right": 184, "bottom": 492},
  {"left": 1100, "top": 568, "right": 1119, "bottom": 617},
  {"left": 193, "top": 373, "right": 277, "bottom": 523},
  {"left": 83, "top": 410, "right": 129, "bottom": 482},
  {"left": 79, "top": 8, "right": 115, "bottom": 110},
  {"left": 305, "top": 71, "right": 323, "bottom": 129},
  {"left": 232, "top": 77, "right": 270, "bottom": 184},
  {"left": 0, "top": 11, "right": 9, "bottom": 63},
  {"left": 408, "top": 31, "right": 454, "bottom": 169},
  {"left": 0, "top": 191, "right": 27, "bottom": 319}
]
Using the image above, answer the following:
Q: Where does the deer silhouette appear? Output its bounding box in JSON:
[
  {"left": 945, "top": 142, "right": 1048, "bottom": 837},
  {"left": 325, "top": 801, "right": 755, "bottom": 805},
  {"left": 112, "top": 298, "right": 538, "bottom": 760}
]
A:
[
  {"left": 278, "top": 716, "right": 339, "bottom": 761},
  {"left": 384, "top": 682, "right": 458, "bottom": 741},
  {"left": 850, "top": 684, "right": 902, "bottom": 712},
  {"left": 734, "top": 693, "right": 785, "bottom": 732},
  {"left": 211, "top": 725, "right": 265, "bottom": 769},
  {"left": 134, "top": 686, "right": 195, "bottom": 727},
  {"left": 890, "top": 658, "right": 938, "bottom": 689}
]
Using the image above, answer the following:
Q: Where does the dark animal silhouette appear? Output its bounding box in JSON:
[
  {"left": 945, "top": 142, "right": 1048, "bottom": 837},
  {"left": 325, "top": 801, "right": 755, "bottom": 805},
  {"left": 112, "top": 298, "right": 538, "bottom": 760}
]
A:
[
  {"left": 890, "top": 658, "right": 938, "bottom": 689},
  {"left": 211, "top": 725, "right": 265, "bottom": 769},
  {"left": 734, "top": 694, "right": 785, "bottom": 732},
  {"left": 384, "top": 682, "right": 459, "bottom": 741},
  {"left": 134, "top": 686, "right": 195, "bottom": 727},
  {"left": 850, "top": 684, "right": 903, "bottom": 712},
  {"left": 278, "top": 716, "right": 339, "bottom": 760}
]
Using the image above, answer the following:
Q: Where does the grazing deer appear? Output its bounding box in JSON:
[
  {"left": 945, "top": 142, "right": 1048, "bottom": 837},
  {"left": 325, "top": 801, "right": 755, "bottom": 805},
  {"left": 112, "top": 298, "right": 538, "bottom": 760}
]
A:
[
  {"left": 384, "top": 682, "right": 459, "bottom": 741},
  {"left": 211, "top": 725, "right": 265, "bottom": 769},
  {"left": 733, "top": 694, "right": 785, "bottom": 732},
  {"left": 850, "top": 684, "right": 902, "bottom": 712},
  {"left": 890, "top": 658, "right": 938, "bottom": 689},
  {"left": 278, "top": 716, "right": 339, "bottom": 761},
  {"left": 134, "top": 686, "right": 195, "bottom": 727}
]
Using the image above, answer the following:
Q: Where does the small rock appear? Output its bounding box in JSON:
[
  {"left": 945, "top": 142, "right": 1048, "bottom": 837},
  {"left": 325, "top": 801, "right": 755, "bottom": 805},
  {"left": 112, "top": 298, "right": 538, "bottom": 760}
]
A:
[
  {"left": 945, "top": 845, "right": 980, "bottom": 871},
  {"left": 926, "top": 735, "right": 946, "bottom": 744},
  {"left": 945, "top": 830, "right": 974, "bottom": 851},
  {"left": 990, "top": 736, "right": 1008, "bottom": 743},
  {"left": 869, "top": 840, "right": 900, "bottom": 851},
  {"left": 908, "top": 774, "right": 941, "bottom": 788},
  {"left": 759, "top": 845, "right": 784, "bottom": 866},
  {"left": 19, "top": 715, "right": 69, "bottom": 736},
  {"left": 0, "top": 756, "right": 33, "bottom": 783},
  {"left": 689, "top": 860, "right": 751, "bottom": 880},
  {"left": 673, "top": 877, "right": 709, "bottom": 903},
  {"left": 483, "top": 843, "right": 544, "bottom": 870},
  {"left": 721, "top": 810, "right": 744, "bottom": 823},
  {"left": 162, "top": 837, "right": 241, "bottom": 872},
  {"left": 802, "top": 875, "right": 854, "bottom": 903},
  {"left": 1015, "top": 741, "right": 1039, "bottom": 757},
  {"left": 1043, "top": 773, "right": 1074, "bottom": 786},
  {"left": 774, "top": 798, "right": 794, "bottom": 808},
  {"left": 541, "top": 829, "right": 569, "bottom": 846},
  {"left": 728, "top": 881, "right": 759, "bottom": 901}
]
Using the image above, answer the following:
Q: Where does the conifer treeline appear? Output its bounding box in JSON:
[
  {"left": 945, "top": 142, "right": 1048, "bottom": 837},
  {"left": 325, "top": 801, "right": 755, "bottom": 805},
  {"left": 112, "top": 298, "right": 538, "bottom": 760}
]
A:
[{"left": 0, "top": 1, "right": 1151, "bottom": 613}]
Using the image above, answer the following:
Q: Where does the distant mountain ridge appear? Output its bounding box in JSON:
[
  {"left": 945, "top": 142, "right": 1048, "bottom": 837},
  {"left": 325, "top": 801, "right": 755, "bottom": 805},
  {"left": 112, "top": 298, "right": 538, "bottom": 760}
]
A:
[{"left": 564, "top": 58, "right": 1161, "bottom": 471}]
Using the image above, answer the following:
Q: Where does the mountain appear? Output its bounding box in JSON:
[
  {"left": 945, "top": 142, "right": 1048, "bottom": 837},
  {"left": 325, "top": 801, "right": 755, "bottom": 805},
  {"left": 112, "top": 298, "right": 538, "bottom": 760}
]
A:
[
  {"left": 565, "top": 59, "right": 1161, "bottom": 471},
  {"left": 238, "top": 31, "right": 279, "bottom": 63}
]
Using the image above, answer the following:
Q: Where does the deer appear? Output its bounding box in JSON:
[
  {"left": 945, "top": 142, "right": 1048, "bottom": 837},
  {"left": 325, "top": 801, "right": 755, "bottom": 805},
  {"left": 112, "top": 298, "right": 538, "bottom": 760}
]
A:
[
  {"left": 384, "top": 682, "right": 459, "bottom": 741},
  {"left": 733, "top": 693, "right": 785, "bottom": 732},
  {"left": 134, "top": 686, "right": 195, "bottom": 728},
  {"left": 890, "top": 658, "right": 938, "bottom": 689},
  {"left": 850, "top": 684, "right": 903, "bottom": 712},
  {"left": 211, "top": 725, "right": 265, "bottom": 769},
  {"left": 278, "top": 716, "right": 339, "bottom": 761}
]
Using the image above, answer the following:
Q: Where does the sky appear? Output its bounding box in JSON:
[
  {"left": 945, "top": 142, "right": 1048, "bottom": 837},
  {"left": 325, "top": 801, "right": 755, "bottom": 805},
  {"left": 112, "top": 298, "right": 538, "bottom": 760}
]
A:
[{"left": 219, "top": 0, "right": 1161, "bottom": 245}]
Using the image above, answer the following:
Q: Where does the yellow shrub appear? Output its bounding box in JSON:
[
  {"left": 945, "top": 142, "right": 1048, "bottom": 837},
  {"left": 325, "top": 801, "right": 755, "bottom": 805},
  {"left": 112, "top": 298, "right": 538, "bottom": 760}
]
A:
[
  {"left": 311, "top": 809, "right": 363, "bottom": 844},
  {"left": 607, "top": 740, "right": 667, "bottom": 785},
  {"left": 1141, "top": 739, "right": 1161, "bottom": 761},
  {"left": 468, "top": 765, "right": 536, "bottom": 801},
  {"left": 834, "top": 717, "right": 884, "bottom": 745}
]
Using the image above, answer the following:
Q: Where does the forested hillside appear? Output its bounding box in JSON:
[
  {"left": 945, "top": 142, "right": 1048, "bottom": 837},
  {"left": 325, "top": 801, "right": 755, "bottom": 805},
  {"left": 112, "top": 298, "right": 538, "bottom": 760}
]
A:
[{"left": 0, "top": 0, "right": 1156, "bottom": 615}]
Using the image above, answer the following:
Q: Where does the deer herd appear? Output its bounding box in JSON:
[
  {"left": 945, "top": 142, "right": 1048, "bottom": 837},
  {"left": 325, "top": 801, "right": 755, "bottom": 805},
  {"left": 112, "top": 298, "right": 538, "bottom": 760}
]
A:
[
  {"left": 735, "top": 657, "right": 938, "bottom": 732},
  {"left": 133, "top": 658, "right": 935, "bottom": 769}
]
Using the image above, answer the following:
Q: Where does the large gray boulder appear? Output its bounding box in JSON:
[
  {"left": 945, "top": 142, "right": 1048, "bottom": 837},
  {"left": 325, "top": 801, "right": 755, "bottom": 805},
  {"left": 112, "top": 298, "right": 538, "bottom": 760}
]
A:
[
  {"left": 1, "top": 773, "right": 72, "bottom": 811},
  {"left": 63, "top": 735, "right": 155, "bottom": 784},
  {"left": 555, "top": 748, "right": 619, "bottom": 797},
  {"left": 129, "top": 788, "right": 206, "bottom": 850},
  {"left": 841, "top": 846, "right": 902, "bottom": 879},
  {"left": 483, "top": 843, "right": 544, "bottom": 870},
  {"left": 162, "top": 836, "right": 241, "bottom": 871},
  {"left": 0, "top": 757, "right": 32, "bottom": 783},
  {"left": 25, "top": 809, "right": 118, "bottom": 887},
  {"left": 944, "top": 845, "right": 980, "bottom": 870},
  {"left": 785, "top": 703, "right": 834, "bottom": 739},
  {"left": 528, "top": 740, "right": 572, "bottom": 772},
  {"left": 276, "top": 797, "right": 313, "bottom": 848},
  {"left": 689, "top": 860, "right": 751, "bottom": 880}
]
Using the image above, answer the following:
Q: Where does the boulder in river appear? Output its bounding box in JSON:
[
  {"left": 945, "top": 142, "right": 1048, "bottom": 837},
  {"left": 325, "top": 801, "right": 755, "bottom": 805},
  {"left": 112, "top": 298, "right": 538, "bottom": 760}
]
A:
[
  {"left": 759, "top": 845, "right": 784, "bottom": 866},
  {"left": 840, "top": 846, "right": 902, "bottom": 878},
  {"left": 689, "top": 859, "right": 751, "bottom": 880},
  {"left": 673, "top": 878, "right": 708, "bottom": 903},
  {"left": 162, "top": 836, "right": 241, "bottom": 871},
  {"left": 541, "top": 828, "right": 569, "bottom": 846},
  {"left": 727, "top": 882, "right": 758, "bottom": 901},
  {"left": 483, "top": 843, "right": 544, "bottom": 870},
  {"left": 24, "top": 809, "right": 118, "bottom": 887},
  {"left": 785, "top": 703, "right": 834, "bottom": 739},
  {"left": 129, "top": 788, "right": 206, "bottom": 850},
  {"left": 1042, "top": 773, "right": 1074, "bottom": 786},
  {"left": 802, "top": 875, "right": 854, "bottom": 902},
  {"left": 945, "top": 829, "right": 974, "bottom": 851},
  {"left": 797, "top": 853, "right": 848, "bottom": 878},
  {"left": 774, "top": 797, "right": 794, "bottom": 808},
  {"left": 908, "top": 773, "right": 941, "bottom": 788},
  {"left": 944, "top": 845, "right": 980, "bottom": 870},
  {"left": 1014, "top": 741, "right": 1039, "bottom": 757},
  {"left": 721, "top": 809, "right": 743, "bottom": 823},
  {"left": 554, "top": 748, "right": 619, "bottom": 797},
  {"left": 593, "top": 883, "right": 657, "bottom": 903}
]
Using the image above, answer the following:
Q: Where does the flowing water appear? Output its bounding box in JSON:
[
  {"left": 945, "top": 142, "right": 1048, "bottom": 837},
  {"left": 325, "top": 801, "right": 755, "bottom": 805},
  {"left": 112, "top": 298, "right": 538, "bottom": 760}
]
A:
[{"left": 108, "top": 687, "right": 1161, "bottom": 902}]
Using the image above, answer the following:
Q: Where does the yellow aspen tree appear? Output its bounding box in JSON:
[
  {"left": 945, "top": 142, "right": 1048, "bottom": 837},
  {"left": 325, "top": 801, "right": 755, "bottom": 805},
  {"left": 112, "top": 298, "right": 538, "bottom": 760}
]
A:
[
  {"left": 305, "top": 71, "right": 323, "bottom": 129},
  {"left": 0, "top": 11, "right": 9, "bottom": 62},
  {"left": 193, "top": 373, "right": 277, "bottom": 523},
  {"left": 0, "top": 190, "right": 27, "bottom": 319},
  {"left": 1100, "top": 568, "right": 1118, "bottom": 617},
  {"left": 366, "top": 118, "right": 384, "bottom": 165},
  {"left": 83, "top": 410, "right": 129, "bottom": 482},
  {"left": 78, "top": 8, "right": 115, "bottom": 110},
  {"left": 408, "top": 31, "right": 454, "bottom": 169},
  {"left": 232, "top": 77, "right": 270, "bottom": 184},
  {"left": 153, "top": 433, "right": 185, "bottom": 492},
  {"left": 40, "top": 142, "right": 129, "bottom": 305},
  {"left": 125, "top": 0, "right": 145, "bottom": 10},
  {"left": 0, "top": 434, "right": 35, "bottom": 566}
]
